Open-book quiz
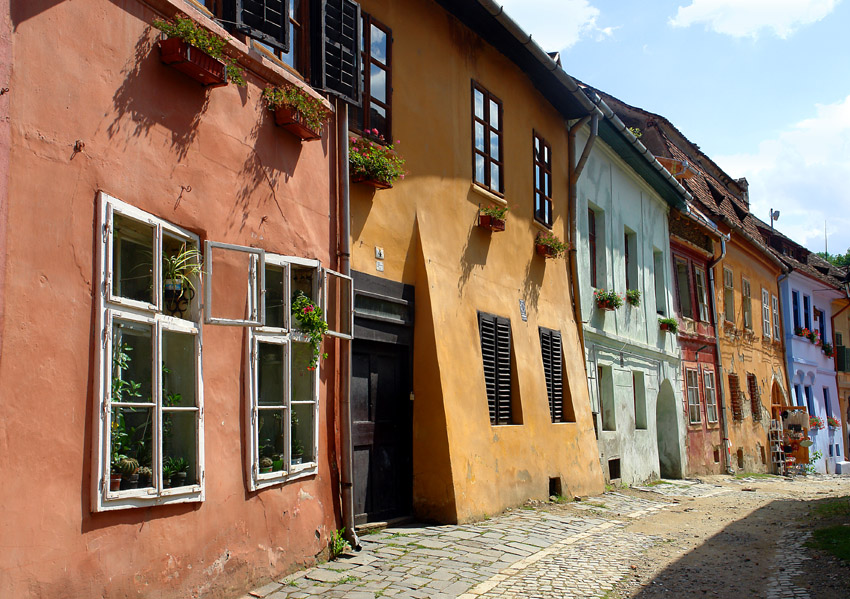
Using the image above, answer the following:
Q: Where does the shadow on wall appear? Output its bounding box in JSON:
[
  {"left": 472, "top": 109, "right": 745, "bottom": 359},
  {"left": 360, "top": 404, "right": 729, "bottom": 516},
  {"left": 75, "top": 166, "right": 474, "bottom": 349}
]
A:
[
  {"left": 457, "top": 211, "right": 492, "bottom": 296},
  {"left": 10, "top": 0, "right": 65, "bottom": 29},
  {"left": 656, "top": 378, "right": 682, "bottom": 479},
  {"left": 103, "top": 27, "right": 212, "bottom": 163}
]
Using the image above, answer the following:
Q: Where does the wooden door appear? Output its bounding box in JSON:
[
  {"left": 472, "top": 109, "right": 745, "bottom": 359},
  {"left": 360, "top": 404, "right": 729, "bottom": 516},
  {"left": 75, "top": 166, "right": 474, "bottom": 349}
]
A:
[{"left": 352, "top": 341, "right": 412, "bottom": 524}]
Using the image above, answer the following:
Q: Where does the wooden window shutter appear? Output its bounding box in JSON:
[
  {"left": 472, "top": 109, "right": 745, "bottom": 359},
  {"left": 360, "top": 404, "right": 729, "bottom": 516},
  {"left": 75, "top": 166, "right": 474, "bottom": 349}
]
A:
[
  {"left": 540, "top": 328, "right": 563, "bottom": 422},
  {"left": 311, "top": 0, "right": 361, "bottom": 104},
  {"left": 479, "top": 313, "right": 512, "bottom": 425},
  {"left": 747, "top": 373, "right": 761, "bottom": 421},
  {"left": 230, "top": 0, "right": 291, "bottom": 53},
  {"left": 728, "top": 373, "right": 744, "bottom": 421}
]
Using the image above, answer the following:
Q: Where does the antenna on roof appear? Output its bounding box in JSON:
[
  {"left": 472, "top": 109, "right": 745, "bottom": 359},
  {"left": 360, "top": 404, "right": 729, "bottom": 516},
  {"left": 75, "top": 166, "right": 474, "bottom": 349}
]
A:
[
  {"left": 770, "top": 208, "right": 780, "bottom": 231},
  {"left": 825, "top": 220, "right": 828, "bottom": 255}
]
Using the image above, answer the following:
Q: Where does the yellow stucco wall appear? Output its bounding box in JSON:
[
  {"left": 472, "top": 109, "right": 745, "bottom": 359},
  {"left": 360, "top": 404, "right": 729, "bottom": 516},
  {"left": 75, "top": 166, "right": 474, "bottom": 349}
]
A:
[
  {"left": 831, "top": 298, "right": 850, "bottom": 455},
  {"left": 713, "top": 232, "right": 789, "bottom": 472},
  {"left": 352, "top": 0, "right": 604, "bottom": 522}
]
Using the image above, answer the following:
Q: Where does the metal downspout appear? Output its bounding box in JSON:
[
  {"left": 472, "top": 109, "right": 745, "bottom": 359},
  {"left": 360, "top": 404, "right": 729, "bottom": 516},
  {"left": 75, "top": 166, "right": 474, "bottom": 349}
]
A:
[
  {"left": 336, "top": 99, "right": 359, "bottom": 549},
  {"left": 707, "top": 235, "right": 733, "bottom": 474},
  {"left": 568, "top": 114, "right": 596, "bottom": 353}
]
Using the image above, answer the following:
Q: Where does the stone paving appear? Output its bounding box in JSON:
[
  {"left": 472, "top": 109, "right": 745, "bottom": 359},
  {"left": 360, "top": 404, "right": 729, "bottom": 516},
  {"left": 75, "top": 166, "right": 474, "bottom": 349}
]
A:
[{"left": 765, "top": 530, "right": 813, "bottom": 599}]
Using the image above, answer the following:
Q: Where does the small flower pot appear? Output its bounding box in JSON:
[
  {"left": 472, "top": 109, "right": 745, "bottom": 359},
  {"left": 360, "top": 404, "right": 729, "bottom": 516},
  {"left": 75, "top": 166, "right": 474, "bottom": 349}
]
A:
[
  {"left": 120, "top": 473, "right": 140, "bottom": 490},
  {"left": 291, "top": 456, "right": 303, "bottom": 466},
  {"left": 273, "top": 105, "right": 323, "bottom": 141},
  {"left": 352, "top": 174, "right": 393, "bottom": 189},
  {"left": 158, "top": 36, "right": 228, "bottom": 88},
  {"left": 659, "top": 322, "right": 674, "bottom": 332},
  {"left": 596, "top": 302, "right": 616, "bottom": 312},
  {"left": 139, "top": 472, "right": 152, "bottom": 488},
  {"left": 109, "top": 472, "right": 123, "bottom": 492},
  {"left": 478, "top": 214, "right": 506, "bottom": 232},
  {"left": 259, "top": 466, "right": 273, "bottom": 474},
  {"left": 170, "top": 472, "right": 188, "bottom": 488},
  {"left": 535, "top": 243, "right": 557, "bottom": 258}
]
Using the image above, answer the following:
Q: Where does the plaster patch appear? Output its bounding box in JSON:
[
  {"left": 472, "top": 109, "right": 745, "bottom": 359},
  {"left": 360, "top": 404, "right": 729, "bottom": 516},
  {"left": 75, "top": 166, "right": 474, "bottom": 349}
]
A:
[
  {"left": 204, "top": 549, "right": 231, "bottom": 577},
  {"left": 298, "top": 489, "right": 314, "bottom": 501}
]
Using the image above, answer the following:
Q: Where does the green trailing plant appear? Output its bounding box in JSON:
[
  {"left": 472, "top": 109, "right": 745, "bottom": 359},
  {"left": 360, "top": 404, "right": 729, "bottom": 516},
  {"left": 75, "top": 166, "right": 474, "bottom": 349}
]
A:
[
  {"left": 535, "top": 232, "right": 568, "bottom": 258},
  {"left": 658, "top": 317, "right": 679, "bottom": 333},
  {"left": 330, "top": 528, "right": 351, "bottom": 558},
  {"left": 480, "top": 204, "right": 509, "bottom": 219},
  {"left": 291, "top": 290, "right": 329, "bottom": 370},
  {"left": 805, "top": 449, "right": 823, "bottom": 474},
  {"left": 593, "top": 289, "right": 624, "bottom": 310},
  {"left": 152, "top": 16, "right": 246, "bottom": 86},
  {"left": 162, "top": 244, "right": 202, "bottom": 293},
  {"left": 262, "top": 85, "right": 331, "bottom": 133},
  {"left": 625, "top": 289, "right": 641, "bottom": 307},
  {"left": 349, "top": 130, "right": 406, "bottom": 185}
]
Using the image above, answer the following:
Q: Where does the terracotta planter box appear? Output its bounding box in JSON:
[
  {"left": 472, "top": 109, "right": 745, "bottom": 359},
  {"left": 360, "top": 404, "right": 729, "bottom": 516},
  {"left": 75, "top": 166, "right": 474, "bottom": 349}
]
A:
[
  {"left": 158, "top": 36, "right": 227, "bottom": 88},
  {"left": 273, "top": 105, "right": 323, "bottom": 141},
  {"left": 596, "top": 302, "right": 616, "bottom": 312},
  {"left": 352, "top": 174, "right": 392, "bottom": 190},
  {"left": 478, "top": 214, "right": 506, "bottom": 232},
  {"left": 659, "top": 322, "right": 675, "bottom": 332},
  {"left": 535, "top": 243, "right": 558, "bottom": 258}
]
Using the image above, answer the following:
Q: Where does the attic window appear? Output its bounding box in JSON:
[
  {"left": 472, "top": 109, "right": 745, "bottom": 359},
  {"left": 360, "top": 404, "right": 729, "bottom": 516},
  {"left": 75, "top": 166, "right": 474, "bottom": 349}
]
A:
[{"left": 706, "top": 181, "right": 725, "bottom": 207}]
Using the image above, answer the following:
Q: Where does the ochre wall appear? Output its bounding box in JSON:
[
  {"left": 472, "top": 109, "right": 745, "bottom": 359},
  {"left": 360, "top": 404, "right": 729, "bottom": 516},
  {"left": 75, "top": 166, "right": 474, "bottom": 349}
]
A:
[
  {"left": 0, "top": 1, "right": 342, "bottom": 596},
  {"left": 831, "top": 298, "right": 850, "bottom": 458},
  {"left": 713, "top": 233, "right": 788, "bottom": 473},
  {"left": 353, "top": 0, "right": 604, "bottom": 523}
]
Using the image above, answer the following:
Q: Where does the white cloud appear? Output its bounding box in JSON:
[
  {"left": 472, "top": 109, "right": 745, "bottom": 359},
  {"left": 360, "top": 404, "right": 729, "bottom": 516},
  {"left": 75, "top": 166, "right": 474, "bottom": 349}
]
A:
[
  {"left": 669, "top": 0, "right": 840, "bottom": 39},
  {"left": 498, "top": 0, "right": 614, "bottom": 51},
  {"left": 715, "top": 95, "right": 850, "bottom": 253}
]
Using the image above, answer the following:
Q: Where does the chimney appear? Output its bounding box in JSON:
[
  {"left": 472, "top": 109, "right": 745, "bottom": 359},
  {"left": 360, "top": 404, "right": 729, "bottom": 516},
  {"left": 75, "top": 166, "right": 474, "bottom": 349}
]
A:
[{"left": 735, "top": 177, "right": 749, "bottom": 206}]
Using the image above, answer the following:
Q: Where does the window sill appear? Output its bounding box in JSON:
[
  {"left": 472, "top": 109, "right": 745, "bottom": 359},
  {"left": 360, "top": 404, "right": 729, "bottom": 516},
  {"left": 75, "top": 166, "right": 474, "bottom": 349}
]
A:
[
  {"left": 252, "top": 464, "right": 318, "bottom": 491},
  {"left": 531, "top": 219, "right": 553, "bottom": 234},
  {"left": 470, "top": 183, "right": 507, "bottom": 207},
  {"left": 96, "top": 486, "right": 202, "bottom": 511}
]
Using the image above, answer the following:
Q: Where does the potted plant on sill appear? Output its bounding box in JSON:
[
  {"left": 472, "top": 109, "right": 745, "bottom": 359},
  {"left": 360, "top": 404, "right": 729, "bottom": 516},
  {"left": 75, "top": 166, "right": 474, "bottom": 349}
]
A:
[
  {"left": 152, "top": 16, "right": 246, "bottom": 88},
  {"left": 822, "top": 342, "right": 835, "bottom": 358},
  {"left": 291, "top": 290, "right": 329, "bottom": 370},
  {"left": 137, "top": 466, "right": 152, "bottom": 488},
  {"left": 534, "top": 232, "right": 568, "bottom": 259},
  {"left": 625, "top": 289, "right": 641, "bottom": 307},
  {"left": 262, "top": 85, "right": 331, "bottom": 141},
  {"left": 165, "top": 456, "right": 189, "bottom": 488},
  {"left": 809, "top": 416, "right": 825, "bottom": 431},
  {"left": 658, "top": 317, "right": 679, "bottom": 334},
  {"left": 827, "top": 416, "right": 841, "bottom": 430},
  {"left": 162, "top": 244, "right": 201, "bottom": 318},
  {"left": 594, "top": 289, "right": 623, "bottom": 311},
  {"left": 117, "top": 457, "right": 140, "bottom": 490},
  {"left": 349, "top": 129, "right": 406, "bottom": 189},
  {"left": 478, "top": 204, "right": 509, "bottom": 232},
  {"left": 259, "top": 457, "right": 274, "bottom": 474}
]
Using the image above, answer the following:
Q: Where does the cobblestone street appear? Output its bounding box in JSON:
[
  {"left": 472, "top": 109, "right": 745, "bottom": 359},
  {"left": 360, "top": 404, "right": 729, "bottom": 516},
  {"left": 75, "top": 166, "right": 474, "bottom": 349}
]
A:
[{"left": 241, "top": 476, "right": 850, "bottom": 599}]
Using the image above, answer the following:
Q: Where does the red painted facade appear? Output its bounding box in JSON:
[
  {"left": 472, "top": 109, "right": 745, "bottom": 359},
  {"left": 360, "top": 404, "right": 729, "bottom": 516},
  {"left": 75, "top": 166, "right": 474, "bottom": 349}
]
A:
[{"left": 0, "top": 1, "right": 343, "bottom": 596}]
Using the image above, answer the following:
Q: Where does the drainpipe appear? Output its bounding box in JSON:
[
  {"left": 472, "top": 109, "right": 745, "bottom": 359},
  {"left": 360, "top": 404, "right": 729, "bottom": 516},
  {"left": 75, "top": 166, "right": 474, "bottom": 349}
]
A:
[
  {"left": 707, "top": 234, "right": 734, "bottom": 474},
  {"left": 336, "top": 98, "right": 359, "bottom": 549},
  {"left": 568, "top": 113, "right": 597, "bottom": 353}
]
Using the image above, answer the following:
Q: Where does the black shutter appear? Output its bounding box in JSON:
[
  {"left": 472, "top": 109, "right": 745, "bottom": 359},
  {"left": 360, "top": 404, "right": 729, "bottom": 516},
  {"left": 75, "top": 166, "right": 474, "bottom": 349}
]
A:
[
  {"left": 839, "top": 345, "right": 848, "bottom": 372},
  {"left": 540, "top": 328, "right": 563, "bottom": 423},
  {"left": 228, "top": 0, "right": 290, "bottom": 52},
  {"left": 311, "top": 0, "right": 361, "bottom": 104},
  {"left": 479, "top": 313, "right": 512, "bottom": 425}
]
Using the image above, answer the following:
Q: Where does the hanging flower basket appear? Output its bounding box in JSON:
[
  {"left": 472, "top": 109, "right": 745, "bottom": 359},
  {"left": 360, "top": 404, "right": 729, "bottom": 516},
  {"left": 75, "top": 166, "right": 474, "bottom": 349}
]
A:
[
  {"left": 478, "top": 204, "right": 508, "bottom": 232},
  {"left": 827, "top": 416, "right": 841, "bottom": 429},
  {"left": 534, "top": 232, "right": 568, "bottom": 259},
  {"left": 349, "top": 130, "right": 406, "bottom": 190},
  {"left": 594, "top": 289, "right": 624, "bottom": 311},
  {"left": 351, "top": 174, "right": 393, "bottom": 189},
  {"left": 273, "top": 105, "right": 323, "bottom": 140},
  {"left": 158, "top": 36, "right": 227, "bottom": 87},
  {"left": 263, "top": 85, "right": 330, "bottom": 142}
]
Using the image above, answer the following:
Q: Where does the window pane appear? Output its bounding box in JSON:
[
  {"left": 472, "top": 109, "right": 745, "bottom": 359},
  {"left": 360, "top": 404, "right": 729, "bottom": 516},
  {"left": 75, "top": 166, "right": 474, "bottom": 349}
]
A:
[
  {"left": 489, "top": 99, "right": 499, "bottom": 128},
  {"left": 369, "top": 103, "right": 387, "bottom": 137},
  {"left": 291, "top": 265, "right": 317, "bottom": 303},
  {"left": 112, "top": 320, "right": 153, "bottom": 403},
  {"left": 475, "top": 122, "right": 485, "bottom": 151},
  {"left": 162, "top": 411, "right": 198, "bottom": 487},
  {"left": 475, "top": 153, "right": 486, "bottom": 184},
  {"left": 257, "top": 408, "right": 287, "bottom": 471},
  {"left": 474, "top": 89, "right": 484, "bottom": 119},
  {"left": 291, "top": 342, "right": 315, "bottom": 401},
  {"left": 291, "top": 402, "right": 315, "bottom": 464},
  {"left": 326, "top": 272, "right": 352, "bottom": 337},
  {"left": 490, "top": 163, "right": 500, "bottom": 193},
  {"left": 162, "top": 236, "right": 200, "bottom": 321},
  {"left": 544, "top": 172, "right": 551, "bottom": 197},
  {"left": 258, "top": 341, "right": 285, "bottom": 406},
  {"left": 265, "top": 264, "right": 286, "bottom": 329},
  {"left": 370, "top": 24, "right": 387, "bottom": 63},
  {"left": 111, "top": 406, "right": 153, "bottom": 479},
  {"left": 354, "top": 294, "right": 408, "bottom": 322},
  {"left": 676, "top": 261, "right": 692, "bottom": 318},
  {"left": 162, "top": 330, "right": 196, "bottom": 408},
  {"left": 489, "top": 131, "right": 499, "bottom": 159},
  {"left": 370, "top": 64, "right": 386, "bottom": 103},
  {"left": 112, "top": 213, "right": 154, "bottom": 304}
]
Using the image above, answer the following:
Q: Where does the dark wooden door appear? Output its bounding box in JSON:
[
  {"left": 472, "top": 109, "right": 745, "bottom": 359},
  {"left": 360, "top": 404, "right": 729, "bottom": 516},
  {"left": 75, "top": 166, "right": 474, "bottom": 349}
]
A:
[{"left": 352, "top": 341, "right": 412, "bottom": 524}]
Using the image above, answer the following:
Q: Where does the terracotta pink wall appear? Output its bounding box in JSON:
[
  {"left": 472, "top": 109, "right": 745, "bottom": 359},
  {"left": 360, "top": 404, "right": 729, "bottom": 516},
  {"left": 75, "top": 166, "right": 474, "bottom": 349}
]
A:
[
  {"left": 0, "top": 1, "right": 342, "bottom": 596},
  {"left": 0, "top": 0, "right": 11, "bottom": 370}
]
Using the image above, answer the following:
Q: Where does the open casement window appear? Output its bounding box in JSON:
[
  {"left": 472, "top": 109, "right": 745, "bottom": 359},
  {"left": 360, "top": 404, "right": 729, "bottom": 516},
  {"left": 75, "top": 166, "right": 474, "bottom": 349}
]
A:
[
  {"left": 704, "top": 370, "right": 718, "bottom": 423},
  {"left": 248, "top": 255, "right": 339, "bottom": 490},
  {"left": 742, "top": 278, "right": 752, "bottom": 330},
  {"left": 227, "top": 0, "right": 291, "bottom": 53},
  {"left": 350, "top": 12, "right": 392, "bottom": 137},
  {"left": 95, "top": 193, "right": 204, "bottom": 512},
  {"left": 772, "top": 295, "right": 781, "bottom": 339},
  {"left": 723, "top": 267, "right": 734, "bottom": 323},
  {"left": 762, "top": 288, "right": 771, "bottom": 338},
  {"left": 694, "top": 268, "right": 708, "bottom": 322},
  {"left": 204, "top": 241, "right": 266, "bottom": 327},
  {"left": 675, "top": 258, "right": 693, "bottom": 319},
  {"left": 310, "top": 0, "right": 362, "bottom": 104}
]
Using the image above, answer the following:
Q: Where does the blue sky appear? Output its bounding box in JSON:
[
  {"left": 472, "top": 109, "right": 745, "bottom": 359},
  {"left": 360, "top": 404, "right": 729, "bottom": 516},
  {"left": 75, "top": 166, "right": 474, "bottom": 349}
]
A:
[{"left": 498, "top": 0, "right": 850, "bottom": 256}]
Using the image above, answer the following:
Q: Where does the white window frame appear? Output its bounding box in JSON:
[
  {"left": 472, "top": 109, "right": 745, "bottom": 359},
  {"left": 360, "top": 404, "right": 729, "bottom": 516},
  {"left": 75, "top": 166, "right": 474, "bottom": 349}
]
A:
[
  {"left": 94, "top": 192, "right": 205, "bottom": 512},
  {"left": 694, "top": 267, "right": 708, "bottom": 322},
  {"left": 723, "top": 267, "right": 734, "bottom": 322},
  {"left": 762, "top": 288, "right": 771, "bottom": 339},
  {"left": 687, "top": 368, "right": 702, "bottom": 424},
  {"left": 247, "top": 255, "right": 332, "bottom": 490},
  {"left": 772, "top": 295, "right": 780, "bottom": 339},
  {"left": 742, "top": 277, "right": 752, "bottom": 329},
  {"left": 204, "top": 240, "right": 266, "bottom": 327},
  {"left": 704, "top": 369, "right": 718, "bottom": 423},
  {"left": 325, "top": 268, "right": 354, "bottom": 340}
]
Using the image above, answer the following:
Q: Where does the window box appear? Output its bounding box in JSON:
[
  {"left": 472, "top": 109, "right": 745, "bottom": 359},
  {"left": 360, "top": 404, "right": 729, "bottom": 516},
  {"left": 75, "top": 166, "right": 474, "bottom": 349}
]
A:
[
  {"left": 658, "top": 317, "right": 679, "bottom": 333},
  {"left": 352, "top": 173, "right": 393, "bottom": 190},
  {"left": 478, "top": 214, "right": 506, "bottom": 232},
  {"left": 273, "top": 105, "right": 323, "bottom": 141},
  {"left": 535, "top": 243, "right": 557, "bottom": 258},
  {"left": 158, "top": 36, "right": 228, "bottom": 88}
]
